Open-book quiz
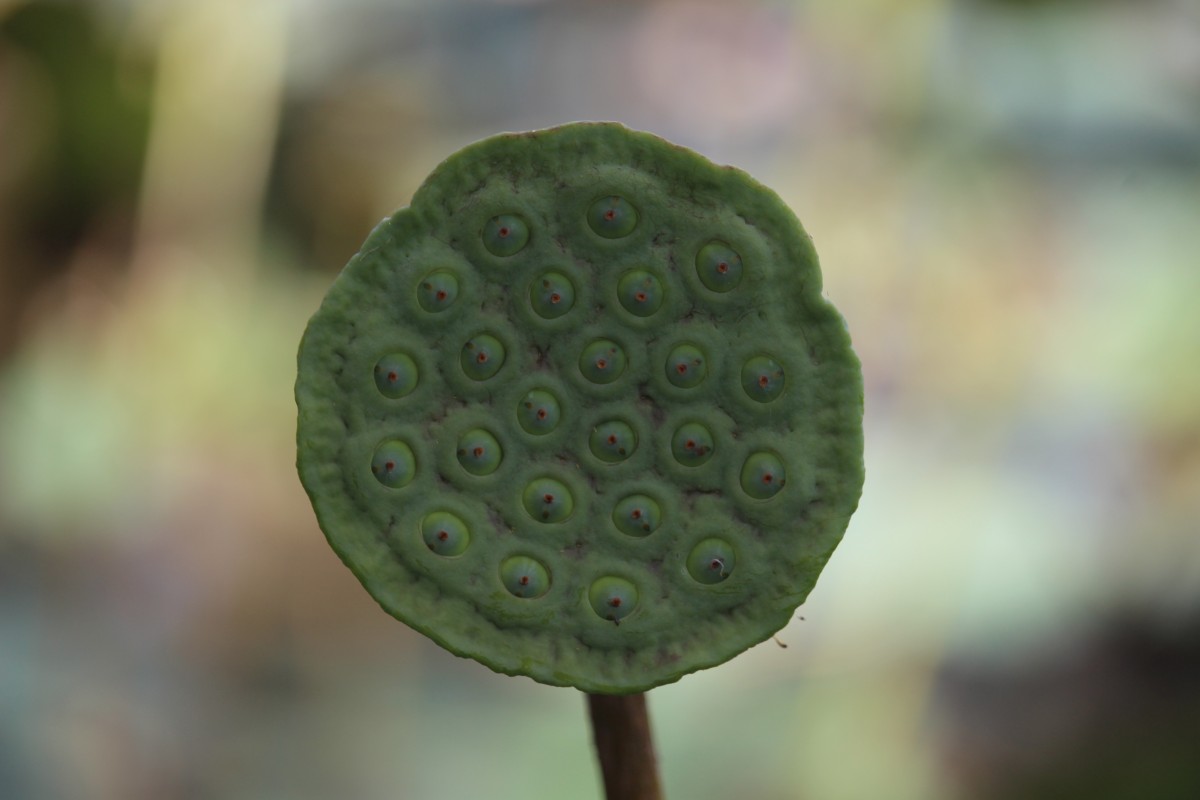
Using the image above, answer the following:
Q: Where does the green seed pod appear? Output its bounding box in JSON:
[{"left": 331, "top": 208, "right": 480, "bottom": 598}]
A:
[
  {"left": 612, "top": 494, "right": 661, "bottom": 537},
  {"left": 517, "top": 389, "right": 561, "bottom": 435},
  {"left": 741, "top": 355, "right": 785, "bottom": 403},
  {"left": 589, "top": 419, "right": 637, "bottom": 463},
  {"left": 587, "top": 196, "right": 638, "bottom": 239},
  {"left": 671, "top": 422, "right": 715, "bottom": 467},
  {"left": 529, "top": 271, "right": 576, "bottom": 319},
  {"left": 416, "top": 269, "right": 460, "bottom": 313},
  {"left": 695, "top": 241, "right": 744, "bottom": 292},
  {"left": 687, "top": 538, "right": 736, "bottom": 584},
  {"left": 740, "top": 451, "right": 786, "bottom": 500},
  {"left": 664, "top": 344, "right": 707, "bottom": 389},
  {"left": 482, "top": 214, "right": 529, "bottom": 256},
  {"left": 296, "top": 123, "right": 864, "bottom": 693},
  {"left": 456, "top": 428, "right": 502, "bottom": 476},
  {"left": 460, "top": 334, "right": 505, "bottom": 381},
  {"left": 589, "top": 576, "right": 639, "bottom": 622},
  {"left": 422, "top": 511, "right": 470, "bottom": 557},
  {"left": 616, "top": 270, "right": 664, "bottom": 317},
  {"left": 522, "top": 477, "right": 574, "bottom": 523},
  {"left": 501, "top": 555, "right": 550, "bottom": 598},
  {"left": 578, "top": 339, "right": 626, "bottom": 384},
  {"left": 373, "top": 353, "right": 419, "bottom": 399},
  {"left": 370, "top": 440, "right": 415, "bottom": 488}
]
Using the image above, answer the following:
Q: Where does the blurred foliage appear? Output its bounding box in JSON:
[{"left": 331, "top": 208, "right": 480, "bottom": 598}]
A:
[{"left": 1, "top": 0, "right": 1199, "bottom": 798}]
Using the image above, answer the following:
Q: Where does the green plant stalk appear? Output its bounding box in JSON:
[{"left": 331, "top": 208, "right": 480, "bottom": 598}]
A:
[{"left": 587, "top": 692, "right": 663, "bottom": 800}]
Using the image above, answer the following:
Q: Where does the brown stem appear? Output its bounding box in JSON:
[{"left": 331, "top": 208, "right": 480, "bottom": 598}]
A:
[{"left": 586, "top": 692, "right": 664, "bottom": 800}]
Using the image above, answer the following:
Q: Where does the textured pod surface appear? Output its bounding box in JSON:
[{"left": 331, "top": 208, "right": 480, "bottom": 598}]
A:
[{"left": 295, "top": 123, "right": 864, "bottom": 693}]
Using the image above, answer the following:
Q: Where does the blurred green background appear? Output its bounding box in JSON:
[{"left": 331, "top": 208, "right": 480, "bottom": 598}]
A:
[{"left": 2, "top": 1, "right": 1198, "bottom": 798}]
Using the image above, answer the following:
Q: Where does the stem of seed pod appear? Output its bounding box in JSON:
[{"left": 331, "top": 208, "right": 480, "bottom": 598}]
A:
[{"left": 586, "top": 692, "right": 664, "bottom": 800}]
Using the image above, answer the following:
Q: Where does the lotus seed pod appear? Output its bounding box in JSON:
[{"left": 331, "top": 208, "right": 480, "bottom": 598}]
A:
[{"left": 296, "top": 123, "right": 865, "bottom": 693}]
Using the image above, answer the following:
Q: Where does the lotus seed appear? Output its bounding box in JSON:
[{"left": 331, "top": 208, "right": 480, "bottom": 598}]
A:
[
  {"left": 742, "top": 356, "right": 785, "bottom": 403},
  {"left": 522, "top": 477, "right": 575, "bottom": 523},
  {"left": 517, "top": 389, "right": 561, "bottom": 435},
  {"left": 456, "top": 428, "right": 502, "bottom": 476},
  {"left": 589, "top": 576, "right": 639, "bottom": 623},
  {"left": 687, "top": 538, "right": 736, "bottom": 584},
  {"left": 696, "top": 240, "right": 743, "bottom": 292},
  {"left": 617, "top": 270, "right": 664, "bottom": 317},
  {"left": 501, "top": 555, "right": 550, "bottom": 598},
  {"left": 482, "top": 214, "right": 529, "bottom": 256},
  {"left": 612, "top": 495, "right": 661, "bottom": 537},
  {"left": 587, "top": 196, "right": 638, "bottom": 239},
  {"left": 370, "top": 440, "right": 416, "bottom": 488},
  {"left": 579, "top": 339, "right": 627, "bottom": 384},
  {"left": 589, "top": 420, "right": 637, "bottom": 464},
  {"left": 416, "top": 269, "right": 460, "bottom": 313},
  {"left": 460, "top": 334, "right": 506, "bottom": 381},
  {"left": 530, "top": 271, "right": 576, "bottom": 319},
  {"left": 671, "top": 422, "right": 715, "bottom": 467},
  {"left": 664, "top": 344, "right": 707, "bottom": 389},
  {"left": 421, "top": 511, "right": 470, "bottom": 556},
  {"left": 740, "top": 452, "right": 786, "bottom": 499},
  {"left": 373, "top": 353, "right": 419, "bottom": 398}
]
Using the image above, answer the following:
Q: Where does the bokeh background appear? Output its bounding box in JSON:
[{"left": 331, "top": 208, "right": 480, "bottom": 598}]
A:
[{"left": 2, "top": 0, "right": 1198, "bottom": 798}]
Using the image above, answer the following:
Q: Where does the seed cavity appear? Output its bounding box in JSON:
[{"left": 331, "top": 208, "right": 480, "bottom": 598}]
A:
[
  {"left": 589, "top": 420, "right": 637, "bottom": 464},
  {"left": 587, "top": 196, "right": 638, "bottom": 239},
  {"left": 617, "top": 269, "right": 664, "bottom": 317},
  {"left": 421, "top": 511, "right": 470, "bottom": 556},
  {"left": 687, "top": 538, "right": 736, "bottom": 584},
  {"left": 579, "top": 339, "right": 627, "bottom": 384},
  {"left": 483, "top": 214, "right": 530, "bottom": 256},
  {"left": 671, "top": 422, "right": 715, "bottom": 467},
  {"left": 456, "top": 429, "right": 502, "bottom": 476},
  {"left": 522, "top": 477, "right": 575, "bottom": 523},
  {"left": 741, "top": 355, "right": 785, "bottom": 402},
  {"left": 460, "top": 334, "right": 506, "bottom": 381},
  {"left": 517, "top": 389, "right": 561, "bottom": 435},
  {"left": 696, "top": 240, "right": 743, "bottom": 292},
  {"left": 740, "top": 451, "right": 786, "bottom": 499},
  {"left": 612, "top": 495, "right": 661, "bottom": 537},
  {"left": 501, "top": 556, "right": 550, "bottom": 598},
  {"left": 588, "top": 576, "right": 639, "bottom": 623},
  {"left": 370, "top": 440, "right": 416, "bottom": 488},
  {"left": 416, "top": 269, "right": 460, "bottom": 313},
  {"left": 373, "top": 353, "right": 419, "bottom": 398},
  {"left": 529, "top": 271, "right": 576, "bottom": 319},
  {"left": 664, "top": 343, "right": 707, "bottom": 389}
]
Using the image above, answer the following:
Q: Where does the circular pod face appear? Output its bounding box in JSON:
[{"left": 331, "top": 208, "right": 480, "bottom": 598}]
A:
[{"left": 296, "top": 123, "right": 864, "bottom": 693}]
